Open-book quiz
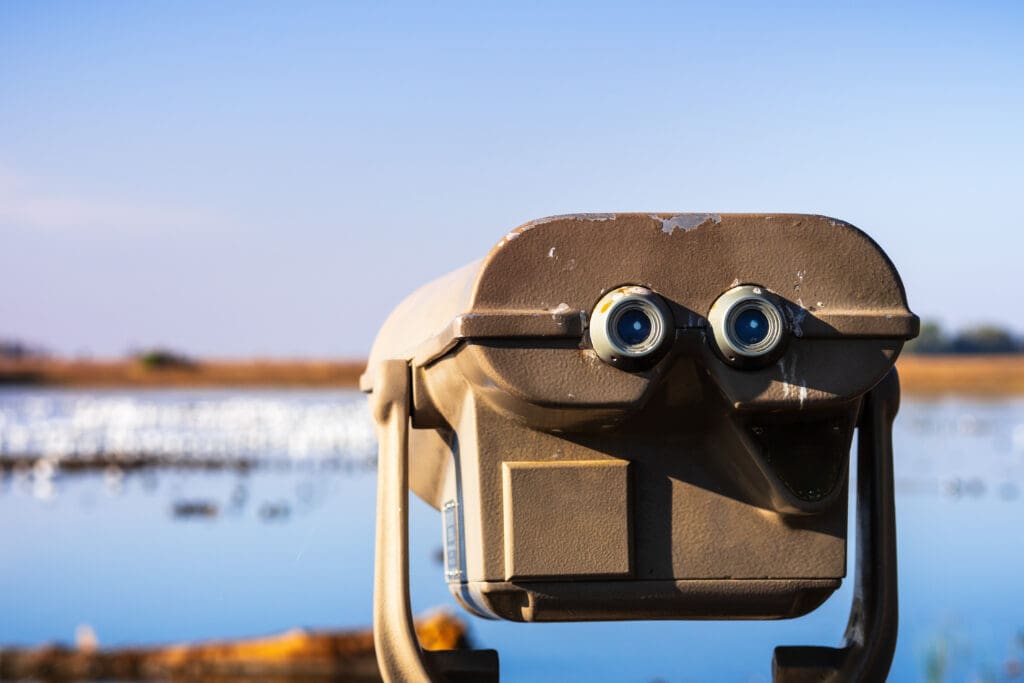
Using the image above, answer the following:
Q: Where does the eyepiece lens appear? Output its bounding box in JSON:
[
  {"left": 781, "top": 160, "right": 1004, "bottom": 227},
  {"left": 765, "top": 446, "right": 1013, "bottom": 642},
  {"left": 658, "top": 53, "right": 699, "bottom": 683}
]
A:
[
  {"left": 709, "top": 286, "right": 787, "bottom": 366},
  {"left": 733, "top": 308, "right": 770, "bottom": 347},
  {"left": 590, "top": 286, "right": 671, "bottom": 368},
  {"left": 616, "top": 308, "right": 653, "bottom": 347}
]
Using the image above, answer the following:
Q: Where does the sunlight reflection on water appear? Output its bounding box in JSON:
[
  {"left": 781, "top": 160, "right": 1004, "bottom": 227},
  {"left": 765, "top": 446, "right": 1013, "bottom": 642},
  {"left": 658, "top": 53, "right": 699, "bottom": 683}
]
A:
[{"left": 0, "top": 388, "right": 375, "bottom": 462}]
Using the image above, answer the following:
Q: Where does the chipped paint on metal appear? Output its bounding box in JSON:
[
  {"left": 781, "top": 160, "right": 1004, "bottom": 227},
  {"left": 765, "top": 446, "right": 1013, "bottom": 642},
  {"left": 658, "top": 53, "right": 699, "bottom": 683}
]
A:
[
  {"left": 518, "top": 213, "right": 617, "bottom": 232},
  {"left": 655, "top": 213, "right": 722, "bottom": 235},
  {"left": 778, "top": 359, "right": 793, "bottom": 399},
  {"left": 777, "top": 355, "right": 808, "bottom": 408},
  {"left": 790, "top": 299, "right": 809, "bottom": 338},
  {"left": 496, "top": 214, "right": 616, "bottom": 248},
  {"left": 549, "top": 302, "right": 572, "bottom": 321}
]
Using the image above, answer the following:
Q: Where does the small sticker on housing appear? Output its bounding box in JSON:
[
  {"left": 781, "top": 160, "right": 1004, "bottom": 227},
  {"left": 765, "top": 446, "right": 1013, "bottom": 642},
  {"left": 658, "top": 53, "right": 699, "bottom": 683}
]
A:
[{"left": 443, "top": 500, "right": 461, "bottom": 581}]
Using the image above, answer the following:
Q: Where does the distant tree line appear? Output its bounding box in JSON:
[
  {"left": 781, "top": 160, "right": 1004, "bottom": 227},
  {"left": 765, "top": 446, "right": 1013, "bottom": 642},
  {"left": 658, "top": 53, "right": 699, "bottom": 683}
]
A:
[
  {"left": 906, "top": 322, "right": 1024, "bottom": 354},
  {"left": 0, "top": 338, "right": 48, "bottom": 360},
  {"left": 133, "top": 347, "right": 195, "bottom": 369},
  {"left": 1, "top": 338, "right": 196, "bottom": 367}
]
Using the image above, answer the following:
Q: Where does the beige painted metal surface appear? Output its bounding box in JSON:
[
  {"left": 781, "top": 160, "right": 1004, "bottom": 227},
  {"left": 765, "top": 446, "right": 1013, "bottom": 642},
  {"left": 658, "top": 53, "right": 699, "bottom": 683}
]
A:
[
  {"left": 501, "top": 460, "right": 631, "bottom": 580},
  {"left": 365, "top": 213, "right": 917, "bottom": 681}
]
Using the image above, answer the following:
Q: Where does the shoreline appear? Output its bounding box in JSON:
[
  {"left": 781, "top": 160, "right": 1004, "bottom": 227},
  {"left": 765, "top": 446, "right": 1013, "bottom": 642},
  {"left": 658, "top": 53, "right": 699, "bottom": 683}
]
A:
[
  {"left": 894, "top": 355, "right": 1024, "bottom": 397},
  {"left": 2, "top": 355, "right": 1024, "bottom": 396},
  {"left": 0, "top": 358, "right": 365, "bottom": 389}
]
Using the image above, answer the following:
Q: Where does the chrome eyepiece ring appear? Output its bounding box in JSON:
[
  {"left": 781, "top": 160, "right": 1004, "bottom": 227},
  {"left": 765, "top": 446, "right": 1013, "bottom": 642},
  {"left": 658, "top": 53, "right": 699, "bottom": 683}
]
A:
[
  {"left": 708, "top": 285, "right": 787, "bottom": 367},
  {"left": 590, "top": 286, "right": 673, "bottom": 369}
]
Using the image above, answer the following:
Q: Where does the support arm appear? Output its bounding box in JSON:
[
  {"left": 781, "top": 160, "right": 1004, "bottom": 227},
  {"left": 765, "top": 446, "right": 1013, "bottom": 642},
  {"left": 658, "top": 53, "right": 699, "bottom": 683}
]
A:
[
  {"left": 371, "top": 359, "right": 499, "bottom": 683},
  {"left": 772, "top": 369, "right": 901, "bottom": 682}
]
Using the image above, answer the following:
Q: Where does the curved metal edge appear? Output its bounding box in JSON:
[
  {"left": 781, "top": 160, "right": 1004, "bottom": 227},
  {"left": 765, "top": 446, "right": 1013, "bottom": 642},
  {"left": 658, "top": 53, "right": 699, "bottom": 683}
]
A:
[
  {"left": 372, "top": 360, "right": 436, "bottom": 683},
  {"left": 371, "top": 359, "right": 499, "bottom": 683},
  {"left": 772, "top": 368, "right": 900, "bottom": 682}
]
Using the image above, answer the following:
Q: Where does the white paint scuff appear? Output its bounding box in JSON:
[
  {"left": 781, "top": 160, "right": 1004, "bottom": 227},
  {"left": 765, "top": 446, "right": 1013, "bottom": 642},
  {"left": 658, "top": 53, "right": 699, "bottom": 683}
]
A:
[
  {"left": 790, "top": 299, "right": 809, "bottom": 337},
  {"left": 549, "top": 302, "right": 571, "bottom": 314},
  {"left": 518, "top": 213, "right": 616, "bottom": 232},
  {"left": 655, "top": 213, "right": 722, "bottom": 235},
  {"left": 777, "top": 356, "right": 809, "bottom": 409}
]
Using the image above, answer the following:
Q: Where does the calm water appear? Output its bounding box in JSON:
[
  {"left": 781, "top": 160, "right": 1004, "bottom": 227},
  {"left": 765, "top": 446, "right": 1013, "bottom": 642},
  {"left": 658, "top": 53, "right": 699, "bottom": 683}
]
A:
[{"left": 1, "top": 388, "right": 1023, "bottom": 682}]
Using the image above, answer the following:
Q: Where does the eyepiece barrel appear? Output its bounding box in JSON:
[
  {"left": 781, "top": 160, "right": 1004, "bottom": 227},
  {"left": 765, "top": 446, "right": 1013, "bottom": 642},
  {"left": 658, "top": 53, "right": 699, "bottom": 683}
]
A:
[
  {"left": 708, "top": 285, "right": 787, "bottom": 367},
  {"left": 590, "top": 286, "right": 673, "bottom": 369}
]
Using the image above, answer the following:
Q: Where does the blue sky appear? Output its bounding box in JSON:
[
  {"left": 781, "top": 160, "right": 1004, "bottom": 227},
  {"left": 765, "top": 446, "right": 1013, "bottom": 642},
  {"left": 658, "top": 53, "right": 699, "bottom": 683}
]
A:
[{"left": 1, "top": 1, "right": 1022, "bottom": 357}]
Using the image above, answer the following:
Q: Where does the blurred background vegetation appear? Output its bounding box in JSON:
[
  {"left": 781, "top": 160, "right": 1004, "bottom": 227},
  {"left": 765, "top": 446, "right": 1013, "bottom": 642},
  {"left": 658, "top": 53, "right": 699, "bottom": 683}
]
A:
[{"left": 906, "top": 322, "right": 1023, "bottom": 355}]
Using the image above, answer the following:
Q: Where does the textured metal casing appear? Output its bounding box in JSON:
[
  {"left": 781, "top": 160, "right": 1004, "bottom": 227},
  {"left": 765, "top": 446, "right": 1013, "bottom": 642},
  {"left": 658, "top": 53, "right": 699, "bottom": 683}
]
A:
[{"left": 364, "top": 213, "right": 917, "bottom": 623}]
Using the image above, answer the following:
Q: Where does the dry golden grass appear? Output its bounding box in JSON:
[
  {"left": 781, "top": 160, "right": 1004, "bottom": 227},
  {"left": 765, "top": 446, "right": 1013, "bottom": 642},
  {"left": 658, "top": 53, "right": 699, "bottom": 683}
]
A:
[
  {"left": 3, "top": 355, "right": 1024, "bottom": 396},
  {"left": 896, "top": 354, "right": 1024, "bottom": 397},
  {"left": 0, "top": 610, "right": 466, "bottom": 681},
  {"left": 0, "top": 358, "right": 365, "bottom": 388}
]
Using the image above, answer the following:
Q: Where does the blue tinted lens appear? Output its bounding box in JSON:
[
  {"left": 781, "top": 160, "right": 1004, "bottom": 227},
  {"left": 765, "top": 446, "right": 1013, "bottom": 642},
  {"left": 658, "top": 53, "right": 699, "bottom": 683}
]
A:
[
  {"left": 616, "top": 308, "right": 653, "bottom": 346},
  {"left": 733, "top": 308, "right": 770, "bottom": 346}
]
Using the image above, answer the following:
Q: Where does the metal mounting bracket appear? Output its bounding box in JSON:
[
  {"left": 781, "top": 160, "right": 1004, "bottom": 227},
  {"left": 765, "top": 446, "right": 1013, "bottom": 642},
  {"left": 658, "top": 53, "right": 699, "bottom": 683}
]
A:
[
  {"left": 371, "top": 359, "right": 500, "bottom": 683},
  {"left": 772, "top": 368, "right": 901, "bottom": 682}
]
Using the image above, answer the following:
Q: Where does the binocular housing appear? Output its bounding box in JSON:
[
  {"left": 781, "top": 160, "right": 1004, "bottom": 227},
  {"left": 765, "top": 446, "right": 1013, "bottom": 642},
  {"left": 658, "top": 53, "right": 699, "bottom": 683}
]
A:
[{"left": 363, "top": 213, "right": 917, "bottom": 624}]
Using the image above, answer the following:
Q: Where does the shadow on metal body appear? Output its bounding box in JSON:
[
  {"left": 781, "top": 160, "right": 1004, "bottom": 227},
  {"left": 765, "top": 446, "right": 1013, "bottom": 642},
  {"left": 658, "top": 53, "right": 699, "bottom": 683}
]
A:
[{"left": 366, "top": 213, "right": 916, "bottom": 682}]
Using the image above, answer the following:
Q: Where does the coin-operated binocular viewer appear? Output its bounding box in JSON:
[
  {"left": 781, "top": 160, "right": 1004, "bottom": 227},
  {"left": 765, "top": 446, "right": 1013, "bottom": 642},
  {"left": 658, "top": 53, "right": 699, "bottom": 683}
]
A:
[{"left": 363, "top": 213, "right": 918, "bottom": 682}]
